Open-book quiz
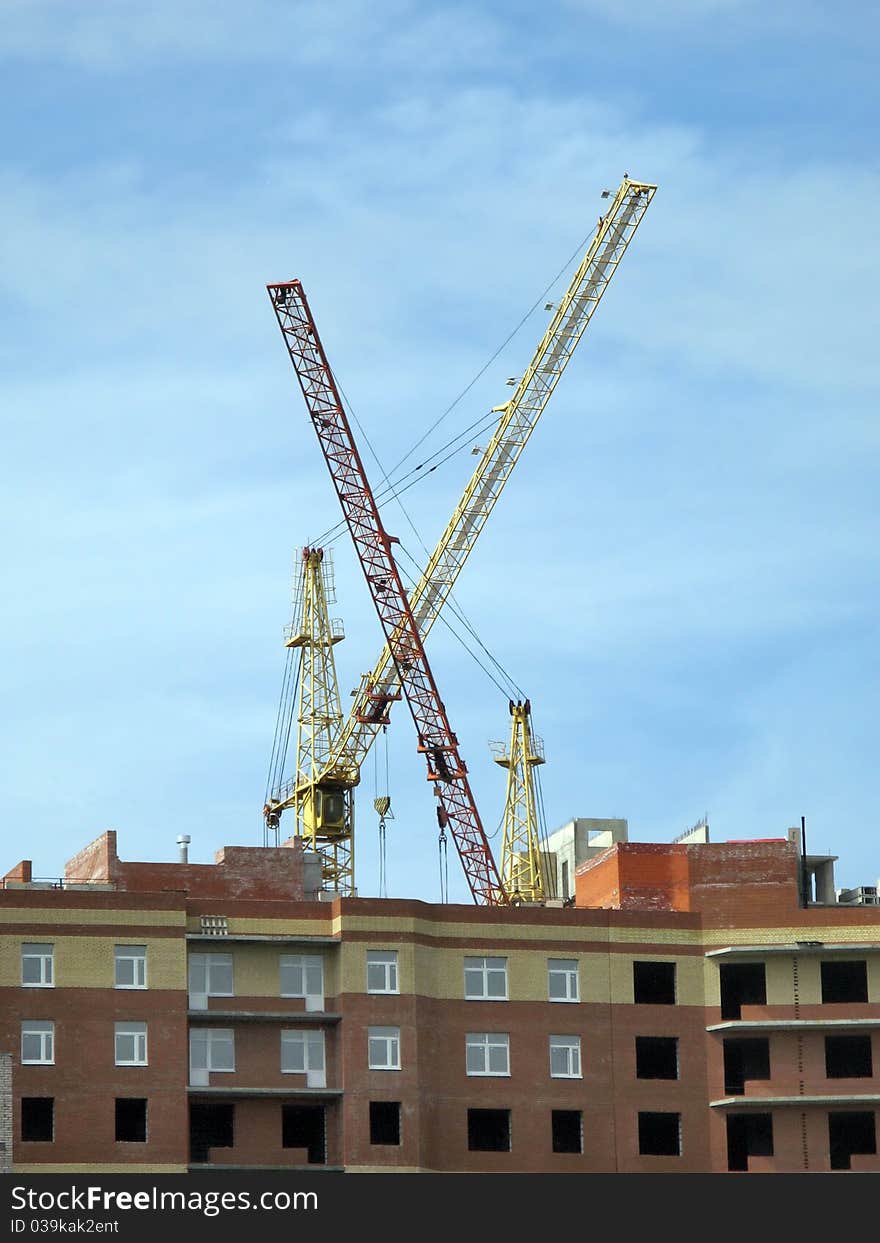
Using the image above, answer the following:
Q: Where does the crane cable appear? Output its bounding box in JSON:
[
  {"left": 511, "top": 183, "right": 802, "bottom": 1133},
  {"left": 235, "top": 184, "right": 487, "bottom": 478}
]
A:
[{"left": 308, "top": 228, "right": 594, "bottom": 551}]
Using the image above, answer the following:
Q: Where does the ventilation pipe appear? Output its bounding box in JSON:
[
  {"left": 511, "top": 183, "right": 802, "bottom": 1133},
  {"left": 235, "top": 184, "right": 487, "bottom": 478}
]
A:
[{"left": 177, "top": 835, "right": 191, "bottom": 864}]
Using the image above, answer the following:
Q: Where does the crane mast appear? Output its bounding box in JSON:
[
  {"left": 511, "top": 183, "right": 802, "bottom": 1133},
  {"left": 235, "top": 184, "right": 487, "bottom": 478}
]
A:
[
  {"left": 492, "top": 699, "right": 548, "bottom": 903},
  {"left": 267, "top": 279, "right": 506, "bottom": 906}
]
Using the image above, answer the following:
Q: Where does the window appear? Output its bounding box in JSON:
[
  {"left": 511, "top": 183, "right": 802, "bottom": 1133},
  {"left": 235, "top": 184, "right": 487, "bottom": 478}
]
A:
[
  {"left": 723, "top": 1037, "right": 770, "bottom": 1095},
  {"left": 636, "top": 1036, "right": 679, "bottom": 1080},
  {"left": 638, "top": 1111, "right": 681, "bottom": 1156},
  {"left": 633, "top": 960, "right": 676, "bottom": 1005},
  {"left": 727, "top": 1112, "right": 773, "bottom": 1171},
  {"left": 552, "top": 1110, "right": 582, "bottom": 1154},
  {"left": 114, "top": 946, "right": 147, "bottom": 990},
  {"left": 188, "top": 953, "right": 233, "bottom": 1006},
  {"left": 821, "top": 960, "right": 868, "bottom": 1004},
  {"left": 719, "top": 962, "right": 767, "bottom": 1020},
  {"left": 368, "top": 1026, "right": 401, "bottom": 1070},
  {"left": 828, "top": 1111, "right": 876, "bottom": 1170},
  {"left": 549, "top": 1035, "right": 582, "bottom": 1079},
  {"left": 189, "top": 1028, "right": 235, "bottom": 1083},
  {"left": 466, "top": 1032, "right": 510, "bottom": 1077},
  {"left": 21, "top": 1098, "right": 54, "bottom": 1142},
  {"left": 366, "top": 950, "right": 399, "bottom": 994},
  {"left": 281, "top": 1029, "right": 326, "bottom": 1086},
  {"left": 825, "top": 1035, "right": 873, "bottom": 1079},
  {"left": 21, "top": 943, "right": 53, "bottom": 988},
  {"left": 280, "top": 954, "right": 324, "bottom": 1009},
  {"left": 115, "top": 1098, "right": 147, "bottom": 1142},
  {"left": 21, "top": 1021, "right": 54, "bottom": 1065},
  {"left": 468, "top": 1108, "right": 510, "bottom": 1152},
  {"left": 369, "top": 1101, "right": 401, "bottom": 1146},
  {"left": 464, "top": 956, "right": 508, "bottom": 1000},
  {"left": 548, "top": 959, "right": 579, "bottom": 1003},
  {"left": 115, "top": 1022, "right": 148, "bottom": 1066},
  {"left": 282, "top": 1105, "right": 325, "bottom": 1164}
]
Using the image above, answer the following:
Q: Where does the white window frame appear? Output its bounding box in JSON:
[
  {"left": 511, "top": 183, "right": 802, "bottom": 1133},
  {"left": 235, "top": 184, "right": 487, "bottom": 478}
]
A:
[
  {"left": 188, "top": 952, "right": 234, "bottom": 1009},
  {"left": 114, "top": 945, "right": 147, "bottom": 990},
  {"left": 366, "top": 950, "right": 399, "bottom": 995},
  {"left": 21, "top": 1021, "right": 55, "bottom": 1065},
  {"left": 281, "top": 1028, "right": 326, "bottom": 1087},
  {"left": 466, "top": 1032, "right": 510, "bottom": 1077},
  {"left": 114, "top": 1022, "right": 148, "bottom": 1067},
  {"left": 21, "top": 943, "right": 54, "bottom": 988},
  {"left": 368, "top": 1026, "right": 401, "bottom": 1071},
  {"left": 280, "top": 954, "right": 324, "bottom": 1011},
  {"left": 549, "top": 1034, "right": 582, "bottom": 1079},
  {"left": 548, "top": 959, "right": 579, "bottom": 1003},
  {"left": 189, "top": 1028, "right": 235, "bottom": 1084},
  {"left": 464, "top": 956, "right": 508, "bottom": 1001}
]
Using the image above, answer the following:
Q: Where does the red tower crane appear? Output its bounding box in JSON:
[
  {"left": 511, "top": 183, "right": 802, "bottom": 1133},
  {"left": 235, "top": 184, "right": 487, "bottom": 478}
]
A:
[{"left": 267, "top": 280, "right": 506, "bottom": 906}]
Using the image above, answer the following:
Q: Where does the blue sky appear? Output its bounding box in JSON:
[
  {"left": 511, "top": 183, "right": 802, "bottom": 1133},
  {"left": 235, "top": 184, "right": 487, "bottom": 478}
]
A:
[{"left": 1, "top": 1, "right": 878, "bottom": 903}]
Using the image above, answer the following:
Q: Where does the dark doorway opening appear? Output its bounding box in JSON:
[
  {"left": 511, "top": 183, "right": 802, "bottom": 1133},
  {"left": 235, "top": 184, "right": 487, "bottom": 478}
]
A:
[
  {"left": 828, "top": 1111, "right": 876, "bottom": 1170},
  {"left": 719, "top": 962, "right": 766, "bottom": 1020},
  {"left": 551, "top": 1110, "right": 582, "bottom": 1154},
  {"left": 282, "top": 1104, "right": 326, "bottom": 1164},
  {"left": 189, "top": 1102, "right": 234, "bottom": 1164},
  {"left": 723, "top": 1038, "right": 771, "bottom": 1095},
  {"left": 726, "top": 1112, "right": 773, "bottom": 1171}
]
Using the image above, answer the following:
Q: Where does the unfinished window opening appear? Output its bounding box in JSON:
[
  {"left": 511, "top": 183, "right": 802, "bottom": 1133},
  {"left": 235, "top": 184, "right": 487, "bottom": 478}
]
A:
[
  {"left": 189, "top": 1102, "right": 234, "bottom": 1164},
  {"left": 282, "top": 1104, "right": 326, "bottom": 1164},
  {"left": 637, "top": 1111, "right": 681, "bottom": 1156},
  {"left": 633, "top": 961, "right": 676, "bottom": 1005},
  {"left": 828, "top": 1111, "right": 876, "bottom": 1170},
  {"left": 551, "top": 1109, "right": 582, "bottom": 1154},
  {"left": 115, "top": 1098, "right": 147, "bottom": 1143},
  {"left": 821, "top": 960, "right": 868, "bottom": 1004},
  {"left": 726, "top": 1112, "right": 773, "bottom": 1171},
  {"left": 723, "top": 1038, "right": 771, "bottom": 1096},
  {"left": 825, "top": 1034, "right": 873, "bottom": 1080},
  {"left": 21, "top": 1097, "right": 53, "bottom": 1142},
  {"left": 635, "top": 1036, "right": 679, "bottom": 1080},
  {"left": 369, "top": 1101, "right": 401, "bottom": 1146},
  {"left": 467, "top": 1108, "right": 511, "bottom": 1152},
  {"left": 719, "top": 962, "right": 766, "bottom": 1020}
]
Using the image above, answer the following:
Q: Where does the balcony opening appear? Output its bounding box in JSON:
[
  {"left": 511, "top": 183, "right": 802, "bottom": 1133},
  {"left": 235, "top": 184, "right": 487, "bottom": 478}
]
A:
[
  {"left": 723, "top": 1038, "right": 771, "bottom": 1095},
  {"left": 635, "top": 1036, "right": 678, "bottom": 1079},
  {"left": 369, "top": 1101, "right": 401, "bottom": 1146},
  {"left": 21, "top": 1097, "right": 53, "bottom": 1142},
  {"left": 282, "top": 1104, "right": 326, "bottom": 1164},
  {"left": 551, "top": 1110, "right": 582, "bottom": 1154},
  {"left": 726, "top": 1112, "right": 773, "bottom": 1171},
  {"left": 115, "top": 1098, "right": 147, "bottom": 1143},
  {"left": 467, "top": 1108, "right": 511, "bottom": 1152},
  {"left": 637, "top": 1111, "right": 681, "bottom": 1156},
  {"left": 189, "top": 1102, "right": 234, "bottom": 1164},
  {"left": 719, "top": 962, "right": 766, "bottom": 1020},
  {"left": 825, "top": 1034, "right": 873, "bottom": 1079},
  {"left": 633, "top": 961, "right": 676, "bottom": 1005},
  {"left": 821, "top": 960, "right": 868, "bottom": 1004},
  {"left": 828, "top": 1111, "right": 876, "bottom": 1170}
]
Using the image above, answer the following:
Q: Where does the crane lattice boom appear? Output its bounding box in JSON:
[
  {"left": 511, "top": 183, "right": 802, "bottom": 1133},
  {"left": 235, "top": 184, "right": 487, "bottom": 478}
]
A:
[
  {"left": 267, "top": 280, "right": 506, "bottom": 906},
  {"left": 316, "top": 178, "right": 656, "bottom": 791}
]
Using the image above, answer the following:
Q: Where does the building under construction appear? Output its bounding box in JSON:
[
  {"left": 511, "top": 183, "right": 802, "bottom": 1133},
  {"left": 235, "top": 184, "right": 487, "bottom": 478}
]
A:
[
  {"left": 4, "top": 176, "right": 877, "bottom": 1175},
  {"left": 1, "top": 822, "right": 879, "bottom": 1173}
]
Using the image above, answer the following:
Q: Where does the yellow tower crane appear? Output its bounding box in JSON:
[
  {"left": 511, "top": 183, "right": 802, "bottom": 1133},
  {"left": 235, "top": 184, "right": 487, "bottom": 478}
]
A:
[
  {"left": 264, "top": 176, "right": 657, "bottom": 895},
  {"left": 264, "top": 547, "right": 355, "bottom": 891},
  {"left": 491, "top": 699, "right": 548, "bottom": 904}
]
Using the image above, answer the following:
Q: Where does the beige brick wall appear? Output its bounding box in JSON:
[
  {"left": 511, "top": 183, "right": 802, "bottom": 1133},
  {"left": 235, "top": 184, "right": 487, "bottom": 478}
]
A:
[{"left": 0, "top": 935, "right": 185, "bottom": 990}]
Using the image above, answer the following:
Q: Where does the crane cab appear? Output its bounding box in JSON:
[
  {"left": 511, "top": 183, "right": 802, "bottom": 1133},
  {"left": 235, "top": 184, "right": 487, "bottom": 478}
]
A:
[{"left": 301, "top": 783, "right": 350, "bottom": 836}]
